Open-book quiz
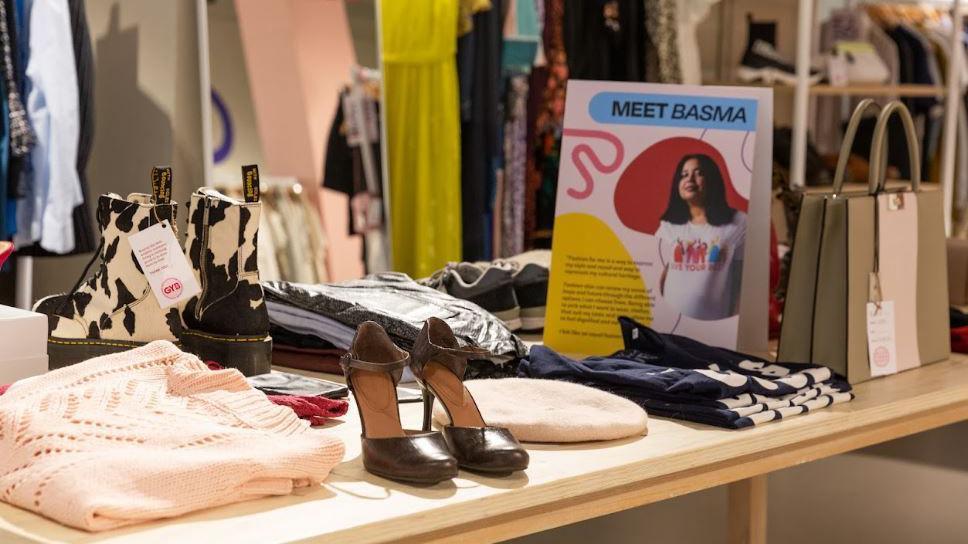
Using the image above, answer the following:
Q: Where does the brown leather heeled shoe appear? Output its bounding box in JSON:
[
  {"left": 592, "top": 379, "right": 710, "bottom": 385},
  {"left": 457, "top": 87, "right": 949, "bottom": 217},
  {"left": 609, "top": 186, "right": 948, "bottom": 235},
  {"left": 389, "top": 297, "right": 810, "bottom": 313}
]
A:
[
  {"left": 342, "top": 321, "right": 458, "bottom": 484},
  {"left": 412, "top": 317, "right": 529, "bottom": 474}
]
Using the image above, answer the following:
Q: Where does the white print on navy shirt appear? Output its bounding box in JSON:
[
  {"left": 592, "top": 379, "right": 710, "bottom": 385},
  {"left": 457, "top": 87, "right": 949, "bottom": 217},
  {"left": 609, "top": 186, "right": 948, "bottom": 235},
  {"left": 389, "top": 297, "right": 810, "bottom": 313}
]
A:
[{"left": 657, "top": 211, "right": 747, "bottom": 321}]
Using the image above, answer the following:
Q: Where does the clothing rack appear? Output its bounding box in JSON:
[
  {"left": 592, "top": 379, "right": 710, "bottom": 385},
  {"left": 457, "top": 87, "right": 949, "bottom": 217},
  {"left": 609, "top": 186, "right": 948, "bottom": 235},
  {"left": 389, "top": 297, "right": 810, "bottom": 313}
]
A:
[{"left": 12, "top": 0, "right": 213, "bottom": 310}]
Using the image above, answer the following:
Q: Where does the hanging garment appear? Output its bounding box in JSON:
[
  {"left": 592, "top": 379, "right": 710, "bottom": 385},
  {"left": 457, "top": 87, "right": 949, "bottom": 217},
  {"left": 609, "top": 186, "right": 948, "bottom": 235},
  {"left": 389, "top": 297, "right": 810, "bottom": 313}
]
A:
[
  {"left": 6, "top": 0, "right": 28, "bottom": 226},
  {"left": 0, "top": 42, "right": 7, "bottom": 240},
  {"left": 14, "top": 0, "right": 82, "bottom": 253},
  {"left": 16, "top": 0, "right": 95, "bottom": 255},
  {"left": 458, "top": 0, "right": 492, "bottom": 37},
  {"left": 530, "top": 0, "right": 566, "bottom": 244},
  {"left": 458, "top": 0, "right": 504, "bottom": 262},
  {"left": 675, "top": 0, "right": 719, "bottom": 84},
  {"left": 501, "top": 74, "right": 528, "bottom": 257},
  {"left": 0, "top": 0, "right": 29, "bottom": 157},
  {"left": 524, "top": 65, "right": 547, "bottom": 247},
  {"left": 644, "top": 0, "right": 682, "bottom": 84},
  {"left": 382, "top": 0, "right": 463, "bottom": 277},
  {"left": 562, "top": 0, "right": 646, "bottom": 82}
]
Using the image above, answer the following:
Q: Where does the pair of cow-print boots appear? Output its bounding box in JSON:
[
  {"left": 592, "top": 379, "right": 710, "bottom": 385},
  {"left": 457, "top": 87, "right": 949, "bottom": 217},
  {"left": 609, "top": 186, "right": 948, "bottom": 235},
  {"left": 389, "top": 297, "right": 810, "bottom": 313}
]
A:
[{"left": 33, "top": 168, "right": 271, "bottom": 376}]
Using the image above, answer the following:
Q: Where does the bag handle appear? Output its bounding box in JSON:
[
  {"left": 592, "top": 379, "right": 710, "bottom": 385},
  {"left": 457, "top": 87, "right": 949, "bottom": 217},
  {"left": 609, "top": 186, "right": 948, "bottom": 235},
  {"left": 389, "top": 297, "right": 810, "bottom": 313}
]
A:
[
  {"left": 869, "top": 100, "right": 921, "bottom": 194},
  {"left": 833, "top": 98, "right": 881, "bottom": 195}
]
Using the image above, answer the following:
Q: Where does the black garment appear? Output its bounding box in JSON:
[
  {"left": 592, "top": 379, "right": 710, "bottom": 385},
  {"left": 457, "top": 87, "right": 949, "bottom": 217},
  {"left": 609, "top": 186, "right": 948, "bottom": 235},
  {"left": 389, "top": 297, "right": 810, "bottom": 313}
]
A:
[
  {"left": 269, "top": 325, "right": 338, "bottom": 350},
  {"left": 951, "top": 307, "right": 968, "bottom": 329},
  {"left": 16, "top": 0, "right": 96, "bottom": 256},
  {"left": 773, "top": 127, "right": 832, "bottom": 186},
  {"left": 886, "top": 25, "right": 938, "bottom": 177},
  {"left": 562, "top": 0, "right": 646, "bottom": 82},
  {"left": 457, "top": 0, "right": 504, "bottom": 261},
  {"left": 519, "top": 317, "right": 853, "bottom": 428},
  {"left": 321, "top": 89, "right": 383, "bottom": 236},
  {"left": 246, "top": 371, "right": 348, "bottom": 399},
  {"left": 846, "top": 116, "right": 911, "bottom": 180}
]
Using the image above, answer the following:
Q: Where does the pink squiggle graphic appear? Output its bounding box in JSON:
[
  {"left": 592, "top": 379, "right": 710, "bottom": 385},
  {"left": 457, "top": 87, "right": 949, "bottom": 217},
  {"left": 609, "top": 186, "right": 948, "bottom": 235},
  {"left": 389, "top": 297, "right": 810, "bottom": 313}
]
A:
[{"left": 562, "top": 128, "right": 625, "bottom": 199}]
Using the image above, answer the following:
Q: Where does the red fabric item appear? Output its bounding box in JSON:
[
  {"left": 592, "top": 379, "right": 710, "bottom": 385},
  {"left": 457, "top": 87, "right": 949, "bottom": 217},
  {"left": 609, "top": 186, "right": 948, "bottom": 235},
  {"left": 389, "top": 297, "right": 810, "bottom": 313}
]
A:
[
  {"left": 769, "top": 223, "right": 782, "bottom": 339},
  {"left": 0, "top": 241, "right": 13, "bottom": 268},
  {"left": 267, "top": 395, "right": 349, "bottom": 426},
  {"left": 205, "top": 361, "right": 348, "bottom": 425},
  {"left": 0, "top": 384, "right": 9, "bottom": 396},
  {"left": 951, "top": 326, "right": 968, "bottom": 353}
]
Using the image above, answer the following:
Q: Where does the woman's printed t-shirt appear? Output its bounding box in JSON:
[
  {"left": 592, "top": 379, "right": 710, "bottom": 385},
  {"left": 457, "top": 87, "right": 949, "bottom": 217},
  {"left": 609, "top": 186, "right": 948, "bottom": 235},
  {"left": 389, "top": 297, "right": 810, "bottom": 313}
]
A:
[{"left": 656, "top": 211, "right": 746, "bottom": 321}]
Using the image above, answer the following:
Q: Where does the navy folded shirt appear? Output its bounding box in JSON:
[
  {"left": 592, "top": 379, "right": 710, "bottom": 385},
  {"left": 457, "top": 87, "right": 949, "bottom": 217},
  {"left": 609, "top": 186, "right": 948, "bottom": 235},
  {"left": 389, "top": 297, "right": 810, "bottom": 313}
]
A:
[{"left": 519, "top": 317, "right": 853, "bottom": 429}]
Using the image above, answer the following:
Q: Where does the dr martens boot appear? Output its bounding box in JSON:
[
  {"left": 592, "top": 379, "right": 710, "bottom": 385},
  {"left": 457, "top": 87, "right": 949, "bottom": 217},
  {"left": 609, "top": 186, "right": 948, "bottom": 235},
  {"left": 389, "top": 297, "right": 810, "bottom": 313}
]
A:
[
  {"left": 35, "top": 190, "right": 181, "bottom": 368},
  {"left": 179, "top": 165, "right": 272, "bottom": 376}
]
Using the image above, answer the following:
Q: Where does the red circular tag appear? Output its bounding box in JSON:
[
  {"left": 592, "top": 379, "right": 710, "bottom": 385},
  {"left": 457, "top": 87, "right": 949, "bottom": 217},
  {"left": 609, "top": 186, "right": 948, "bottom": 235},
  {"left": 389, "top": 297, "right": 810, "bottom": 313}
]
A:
[
  {"left": 873, "top": 346, "right": 890, "bottom": 367},
  {"left": 161, "top": 278, "right": 183, "bottom": 300}
]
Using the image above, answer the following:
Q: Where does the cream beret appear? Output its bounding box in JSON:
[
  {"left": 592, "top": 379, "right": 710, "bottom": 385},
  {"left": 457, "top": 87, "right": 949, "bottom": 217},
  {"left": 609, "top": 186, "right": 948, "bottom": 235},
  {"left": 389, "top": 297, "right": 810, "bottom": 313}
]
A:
[{"left": 432, "top": 378, "right": 648, "bottom": 443}]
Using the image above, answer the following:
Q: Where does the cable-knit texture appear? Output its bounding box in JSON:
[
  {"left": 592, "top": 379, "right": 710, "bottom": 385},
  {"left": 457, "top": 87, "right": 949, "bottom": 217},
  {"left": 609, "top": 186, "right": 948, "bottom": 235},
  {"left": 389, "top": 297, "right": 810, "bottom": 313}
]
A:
[{"left": 0, "top": 341, "right": 345, "bottom": 531}]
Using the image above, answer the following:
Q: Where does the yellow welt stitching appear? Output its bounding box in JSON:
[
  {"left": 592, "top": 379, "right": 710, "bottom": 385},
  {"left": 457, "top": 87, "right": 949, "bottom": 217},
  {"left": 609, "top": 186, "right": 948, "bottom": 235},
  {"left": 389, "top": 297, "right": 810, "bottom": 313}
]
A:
[
  {"left": 181, "top": 330, "right": 269, "bottom": 343},
  {"left": 48, "top": 339, "right": 138, "bottom": 349}
]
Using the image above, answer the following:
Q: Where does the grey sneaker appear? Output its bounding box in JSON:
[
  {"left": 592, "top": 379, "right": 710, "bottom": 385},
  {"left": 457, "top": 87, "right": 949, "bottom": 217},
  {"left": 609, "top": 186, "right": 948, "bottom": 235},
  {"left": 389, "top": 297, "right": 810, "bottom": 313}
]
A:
[
  {"left": 496, "top": 250, "right": 550, "bottom": 331},
  {"left": 510, "top": 263, "right": 548, "bottom": 331},
  {"left": 423, "top": 263, "right": 522, "bottom": 331}
]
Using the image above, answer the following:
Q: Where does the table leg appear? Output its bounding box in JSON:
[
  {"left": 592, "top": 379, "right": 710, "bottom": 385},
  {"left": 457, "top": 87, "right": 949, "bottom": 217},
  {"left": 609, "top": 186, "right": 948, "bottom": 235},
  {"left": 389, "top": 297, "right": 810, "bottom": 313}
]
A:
[{"left": 728, "top": 475, "right": 767, "bottom": 544}]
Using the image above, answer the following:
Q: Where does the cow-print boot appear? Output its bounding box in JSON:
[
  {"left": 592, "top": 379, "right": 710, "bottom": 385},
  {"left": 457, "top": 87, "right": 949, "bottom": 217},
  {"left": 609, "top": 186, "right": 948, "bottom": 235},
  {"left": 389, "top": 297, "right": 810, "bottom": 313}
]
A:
[
  {"left": 34, "top": 193, "right": 182, "bottom": 369},
  {"left": 179, "top": 186, "right": 272, "bottom": 376}
]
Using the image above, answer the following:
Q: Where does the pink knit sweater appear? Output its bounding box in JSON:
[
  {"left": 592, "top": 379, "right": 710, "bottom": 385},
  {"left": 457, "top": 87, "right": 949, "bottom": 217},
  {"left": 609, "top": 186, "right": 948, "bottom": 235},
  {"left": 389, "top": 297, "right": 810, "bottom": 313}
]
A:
[{"left": 0, "top": 341, "right": 345, "bottom": 531}]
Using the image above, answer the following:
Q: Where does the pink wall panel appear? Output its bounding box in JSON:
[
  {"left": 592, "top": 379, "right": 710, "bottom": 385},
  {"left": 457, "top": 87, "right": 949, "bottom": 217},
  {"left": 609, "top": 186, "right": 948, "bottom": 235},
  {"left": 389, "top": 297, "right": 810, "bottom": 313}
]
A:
[{"left": 235, "top": 0, "right": 364, "bottom": 280}]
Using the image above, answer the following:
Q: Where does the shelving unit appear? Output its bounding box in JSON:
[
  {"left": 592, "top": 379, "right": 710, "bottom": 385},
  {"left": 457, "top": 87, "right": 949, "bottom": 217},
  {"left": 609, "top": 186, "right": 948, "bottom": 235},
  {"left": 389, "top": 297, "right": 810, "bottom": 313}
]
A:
[
  {"left": 787, "top": 0, "right": 963, "bottom": 235},
  {"left": 708, "top": 82, "right": 948, "bottom": 96},
  {"left": 799, "top": 84, "right": 946, "bottom": 96}
]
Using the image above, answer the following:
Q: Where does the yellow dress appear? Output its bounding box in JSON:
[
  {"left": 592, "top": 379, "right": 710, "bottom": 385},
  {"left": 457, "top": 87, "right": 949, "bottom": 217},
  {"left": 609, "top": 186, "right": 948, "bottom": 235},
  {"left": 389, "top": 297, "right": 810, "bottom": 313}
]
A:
[{"left": 381, "top": 0, "right": 463, "bottom": 278}]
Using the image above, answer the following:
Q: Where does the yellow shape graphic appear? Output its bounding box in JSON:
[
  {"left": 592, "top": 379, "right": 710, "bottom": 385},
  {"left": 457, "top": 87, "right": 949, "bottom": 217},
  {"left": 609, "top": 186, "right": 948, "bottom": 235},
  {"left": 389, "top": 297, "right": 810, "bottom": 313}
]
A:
[{"left": 544, "top": 213, "right": 652, "bottom": 356}]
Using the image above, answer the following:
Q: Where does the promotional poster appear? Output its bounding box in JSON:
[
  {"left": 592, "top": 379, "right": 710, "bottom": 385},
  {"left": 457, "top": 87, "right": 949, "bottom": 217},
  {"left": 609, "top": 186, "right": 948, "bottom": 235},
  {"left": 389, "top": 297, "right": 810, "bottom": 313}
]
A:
[{"left": 544, "top": 81, "right": 773, "bottom": 355}]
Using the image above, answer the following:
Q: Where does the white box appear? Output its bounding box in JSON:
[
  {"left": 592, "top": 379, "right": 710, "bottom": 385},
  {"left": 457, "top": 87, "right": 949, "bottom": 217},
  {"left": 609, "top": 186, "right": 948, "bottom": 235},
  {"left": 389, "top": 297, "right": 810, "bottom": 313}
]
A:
[{"left": 0, "top": 305, "right": 48, "bottom": 381}]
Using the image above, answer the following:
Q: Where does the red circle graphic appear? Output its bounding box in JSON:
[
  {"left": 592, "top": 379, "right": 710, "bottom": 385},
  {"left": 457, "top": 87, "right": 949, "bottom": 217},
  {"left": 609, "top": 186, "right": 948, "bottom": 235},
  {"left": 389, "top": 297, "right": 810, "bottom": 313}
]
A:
[{"left": 613, "top": 137, "right": 748, "bottom": 235}]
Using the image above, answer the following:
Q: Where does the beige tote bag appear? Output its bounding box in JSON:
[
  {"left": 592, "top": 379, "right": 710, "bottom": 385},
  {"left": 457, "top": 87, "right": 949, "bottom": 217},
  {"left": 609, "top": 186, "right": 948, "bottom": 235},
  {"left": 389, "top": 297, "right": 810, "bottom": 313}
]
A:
[{"left": 778, "top": 100, "right": 949, "bottom": 383}]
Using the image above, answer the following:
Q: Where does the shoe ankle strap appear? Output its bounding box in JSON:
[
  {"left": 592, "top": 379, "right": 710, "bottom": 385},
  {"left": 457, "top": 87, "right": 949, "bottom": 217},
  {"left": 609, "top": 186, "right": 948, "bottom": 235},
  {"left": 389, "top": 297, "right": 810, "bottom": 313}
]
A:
[
  {"left": 340, "top": 352, "right": 410, "bottom": 387},
  {"left": 411, "top": 317, "right": 491, "bottom": 381}
]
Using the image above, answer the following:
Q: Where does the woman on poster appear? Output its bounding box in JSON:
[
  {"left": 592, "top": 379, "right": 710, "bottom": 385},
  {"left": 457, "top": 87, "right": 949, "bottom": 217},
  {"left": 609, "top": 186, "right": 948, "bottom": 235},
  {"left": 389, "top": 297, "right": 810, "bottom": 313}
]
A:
[{"left": 657, "top": 154, "right": 747, "bottom": 321}]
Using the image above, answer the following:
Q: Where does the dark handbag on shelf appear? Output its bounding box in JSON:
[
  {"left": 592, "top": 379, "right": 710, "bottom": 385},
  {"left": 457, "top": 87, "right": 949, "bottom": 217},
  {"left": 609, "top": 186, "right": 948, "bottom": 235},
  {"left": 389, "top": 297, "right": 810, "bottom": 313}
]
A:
[{"left": 778, "top": 99, "right": 949, "bottom": 383}]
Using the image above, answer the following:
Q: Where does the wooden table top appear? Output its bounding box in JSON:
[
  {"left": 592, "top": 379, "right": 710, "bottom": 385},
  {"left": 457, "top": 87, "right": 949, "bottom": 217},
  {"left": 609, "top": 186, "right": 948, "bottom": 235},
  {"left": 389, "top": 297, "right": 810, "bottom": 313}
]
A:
[{"left": 1, "top": 354, "right": 967, "bottom": 544}]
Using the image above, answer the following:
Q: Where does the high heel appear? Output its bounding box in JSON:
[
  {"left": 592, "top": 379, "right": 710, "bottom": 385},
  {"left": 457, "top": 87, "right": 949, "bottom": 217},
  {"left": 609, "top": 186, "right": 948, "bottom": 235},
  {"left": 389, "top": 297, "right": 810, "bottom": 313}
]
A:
[
  {"left": 421, "top": 387, "right": 436, "bottom": 432},
  {"left": 412, "top": 317, "right": 529, "bottom": 474},
  {"left": 342, "top": 321, "right": 458, "bottom": 484}
]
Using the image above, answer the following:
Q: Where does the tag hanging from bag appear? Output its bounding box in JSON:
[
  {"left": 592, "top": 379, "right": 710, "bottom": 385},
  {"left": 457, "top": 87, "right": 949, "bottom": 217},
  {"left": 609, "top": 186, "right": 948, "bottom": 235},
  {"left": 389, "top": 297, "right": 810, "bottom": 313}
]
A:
[
  {"left": 242, "top": 164, "right": 260, "bottom": 203},
  {"left": 866, "top": 300, "right": 899, "bottom": 377},
  {"left": 128, "top": 221, "right": 201, "bottom": 309},
  {"left": 150, "top": 166, "right": 172, "bottom": 204}
]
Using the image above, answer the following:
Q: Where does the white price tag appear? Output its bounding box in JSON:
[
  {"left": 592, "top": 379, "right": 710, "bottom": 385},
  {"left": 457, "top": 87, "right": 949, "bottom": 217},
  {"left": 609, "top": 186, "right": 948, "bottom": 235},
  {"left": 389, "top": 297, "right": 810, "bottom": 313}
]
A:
[
  {"left": 827, "top": 55, "right": 849, "bottom": 87},
  {"left": 128, "top": 221, "right": 201, "bottom": 308},
  {"left": 866, "top": 300, "right": 898, "bottom": 377}
]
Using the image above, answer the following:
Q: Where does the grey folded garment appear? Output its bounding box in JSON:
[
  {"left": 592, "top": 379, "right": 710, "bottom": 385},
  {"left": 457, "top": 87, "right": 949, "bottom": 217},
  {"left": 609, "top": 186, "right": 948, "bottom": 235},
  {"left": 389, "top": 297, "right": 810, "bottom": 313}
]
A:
[
  {"left": 263, "top": 273, "right": 527, "bottom": 379},
  {"left": 265, "top": 301, "right": 355, "bottom": 349}
]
